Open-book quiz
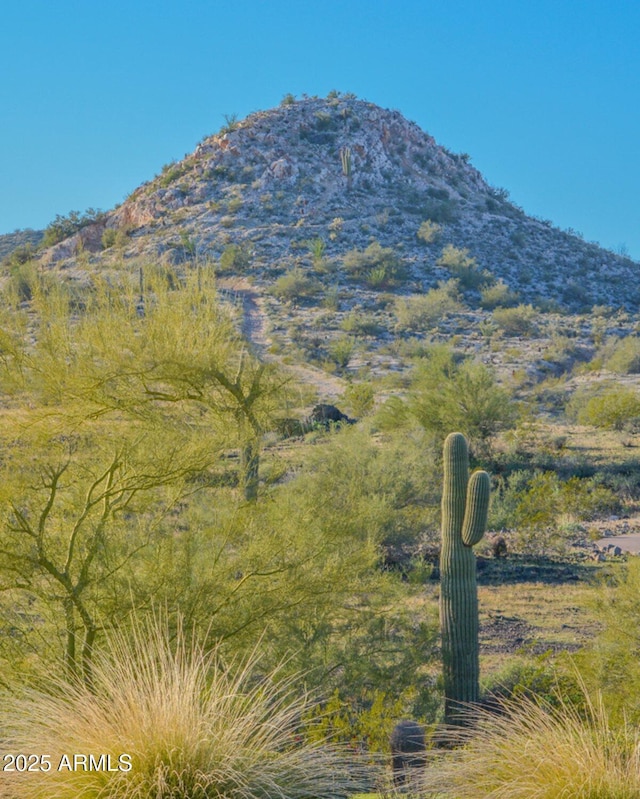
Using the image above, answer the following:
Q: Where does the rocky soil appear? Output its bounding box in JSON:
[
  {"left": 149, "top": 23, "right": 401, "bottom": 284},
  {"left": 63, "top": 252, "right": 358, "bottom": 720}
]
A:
[{"left": 36, "top": 94, "right": 639, "bottom": 312}]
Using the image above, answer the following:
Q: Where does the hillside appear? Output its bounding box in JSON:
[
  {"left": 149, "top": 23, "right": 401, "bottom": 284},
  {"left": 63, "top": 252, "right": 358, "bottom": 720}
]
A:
[
  {"left": 38, "top": 94, "right": 638, "bottom": 312},
  {"left": 0, "top": 227, "right": 43, "bottom": 260}
]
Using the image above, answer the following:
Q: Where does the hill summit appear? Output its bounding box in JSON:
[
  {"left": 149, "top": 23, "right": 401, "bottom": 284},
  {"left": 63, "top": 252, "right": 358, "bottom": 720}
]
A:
[{"left": 41, "top": 93, "right": 636, "bottom": 310}]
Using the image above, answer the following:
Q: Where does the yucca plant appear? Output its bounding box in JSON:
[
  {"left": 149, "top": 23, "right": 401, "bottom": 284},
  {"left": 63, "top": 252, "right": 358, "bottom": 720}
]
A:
[
  {"left": 0, "top": 618, "right": 370, "bottom": 799},
  {"left": 424, "top": 689, "right": 640, "bottom": 798}
]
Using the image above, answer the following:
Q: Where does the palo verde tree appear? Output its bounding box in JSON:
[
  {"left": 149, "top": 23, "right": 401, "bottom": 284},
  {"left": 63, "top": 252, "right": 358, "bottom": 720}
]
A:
[
  {"left": 0, "top": 416, "right": 214, "bottom": 686},
  {"left": 27, "top": 268, "right": 290, "bottom": 501}
]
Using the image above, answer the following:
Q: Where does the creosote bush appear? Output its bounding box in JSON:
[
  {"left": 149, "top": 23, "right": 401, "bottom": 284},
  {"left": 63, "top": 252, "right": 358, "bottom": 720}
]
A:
[
  {"left": 0, "top": 618, "right": 369, "bottom": 799},
  {"left": 269, "top": 268, "right": 318, "bottom": 303},
  {"left": 600, "top": 335, "right": 640, "bottom": 374},
  {"left": 394, "top": 280, "right": 462, "bottom": 331},
  {"left": 492, "top": 303, "right": 538, "bottom": 336},
  {"left": 567, "top": 385, "right": 640, "bottom": 431},
  {"left": 342, "top": 241, "right": 409, "bottom": 288},
  {"left": 479, "top": 279, "right": 519, "bottom": 310},
  {"left": 436, "top": 244, "right": 489, "bottom": 289}
]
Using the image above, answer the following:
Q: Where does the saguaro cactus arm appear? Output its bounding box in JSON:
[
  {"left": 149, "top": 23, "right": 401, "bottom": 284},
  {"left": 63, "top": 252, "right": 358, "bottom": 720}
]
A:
[{"left": 462, "top": 470, "right": 490, "bottom": 546}]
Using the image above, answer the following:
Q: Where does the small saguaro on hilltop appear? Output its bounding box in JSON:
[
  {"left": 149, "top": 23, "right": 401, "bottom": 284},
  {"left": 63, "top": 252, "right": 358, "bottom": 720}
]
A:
[{"left": 439, "top": 432, "right": 490, "bottom": 726}]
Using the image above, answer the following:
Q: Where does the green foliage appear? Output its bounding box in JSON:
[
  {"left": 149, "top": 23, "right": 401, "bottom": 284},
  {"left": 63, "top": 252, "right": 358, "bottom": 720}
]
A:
[
  {"left": 101, "top": 227, "right": 118, "bottom": 249},
  {"left": 342, "top": 242, "right": 409, "bottom": 288},
  {"left": 179, "top": 230, "right": 196, "bottom": 257},
  {"left": 321, "top": 284, "right": 340, "bottom": 310},
  {"left": 329, "top": 335, "right": 356, "bottom": 368},
  {"left": 394, "top": 346, "right": 515, "bottom": 449},
  {"left": 436, "top": 244, "right": 489, "bottom": 289},
  {"left": 416, "top": 220, "right": 442, "bottom": 244},
  {"left": 0, "top": 618, "right": 367, "bottom": 799},
  {"left": 2, "top": 242, "right": 37, "bottom": 269},
  {"left": 42, "top": 208, "right": 103, "bottom": 247},
  {"left": 219, "top": 243, "right": 251, "bottom": 273},
  {"left": 6, "top": 259, "right": 39, "bottom": 301},
  {"left": 290, "top": 425, "right": 440, "bottom": 550},
  {"left": 342, "top": 382, "right": 375, "bottom": 417},
  {"left": 280, "top": 93, "right": 296, "bottom": 106},
  {"left": 394, "top": 280, "right": 462, "bottom": 331},
  {"left": 601, "top": 335, "right": 640, "bottom": 374},
  {"left": 479, "top": 279, "right": 520, "bottom": 310},
  {"left": 340, "top": 311, "right": 382, "bottom": 336},
  {"left": 305, "top": 236, "right": 326, "bottom": 268},
  {"left": 270, "top": 268, "right": 318, "bottom": 303},
  {"left": 219, "top": 113, "right": 239, "bottom": 134},
  {"left": 492, "top": 304, "right": 538, "bottom": 336},
  {"left": 158, "top": 161, "right": 189, "bottom": 188},
  {"left": 440, "top": 433, "right": 490, "bottom": 724},
  {"left": 482, "top": 654, "right": 586, "bottom": 710},
  {"left": 567, "top": 385, "right": 640, "bottom": 430},
  {"left": 489, "top": 470, "right": 620, "bottom": 555},
  {"left": 576, "top": 558, "right": 640, "bottom": 725},
  {"left": 304, "top": 688, "right": 415, "bottom": 754},
  {"left": 340, "top": 146, "right": 353, "bottom": 189}
]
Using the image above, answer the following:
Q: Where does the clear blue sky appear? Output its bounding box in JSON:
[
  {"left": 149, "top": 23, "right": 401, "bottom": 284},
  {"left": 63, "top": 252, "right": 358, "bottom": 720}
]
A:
[{"left": 2, "top": 0, "right": 640, "bottom": 258}]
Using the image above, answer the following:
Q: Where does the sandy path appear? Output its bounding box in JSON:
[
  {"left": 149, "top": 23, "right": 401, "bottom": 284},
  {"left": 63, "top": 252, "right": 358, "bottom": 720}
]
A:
[
  {"left": 595, "top": 532, "right": 640, "bottom": 554},
  {"left": 217, "top": 277, "right": 347, "bottom": 402}
]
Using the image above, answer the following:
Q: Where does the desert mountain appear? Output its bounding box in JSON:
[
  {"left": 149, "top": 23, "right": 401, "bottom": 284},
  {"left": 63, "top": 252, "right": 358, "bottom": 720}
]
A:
[{"left": 37, "top": 94, "right": 637, "bottom": 312}]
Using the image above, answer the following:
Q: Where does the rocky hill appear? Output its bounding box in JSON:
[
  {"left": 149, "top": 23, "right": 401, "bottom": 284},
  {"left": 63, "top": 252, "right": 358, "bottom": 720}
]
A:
[
  {"left": 38, "top": 94, "right": 638, "bottom": 312},
  {"left": 0, "top": 228, "right": 43, "bottom": 261}
]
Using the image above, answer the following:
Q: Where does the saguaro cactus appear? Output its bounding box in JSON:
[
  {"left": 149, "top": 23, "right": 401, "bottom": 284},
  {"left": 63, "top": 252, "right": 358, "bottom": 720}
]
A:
[
  {"left": 340, "top": 146, "right": 352, "bottom": 190},
  {"left": 439, "top": 432, "right": 490, "bottom": 725}
]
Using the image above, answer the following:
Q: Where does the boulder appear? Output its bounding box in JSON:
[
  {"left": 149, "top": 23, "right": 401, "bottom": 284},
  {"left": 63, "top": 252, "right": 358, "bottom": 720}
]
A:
[{"left": 390, "top": 720, "right": 426, "bottom": 786}]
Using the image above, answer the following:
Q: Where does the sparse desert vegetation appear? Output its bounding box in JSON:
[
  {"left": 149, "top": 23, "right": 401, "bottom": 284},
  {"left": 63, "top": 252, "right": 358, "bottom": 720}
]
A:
[{"left": 2, "top": 93, "right": 640, "bottom": 797}]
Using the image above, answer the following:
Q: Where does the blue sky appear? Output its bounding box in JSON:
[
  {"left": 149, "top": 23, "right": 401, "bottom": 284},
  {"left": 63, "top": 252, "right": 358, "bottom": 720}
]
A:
[{"left": 2, "top": 0, "right": 640, "bottom": 258}]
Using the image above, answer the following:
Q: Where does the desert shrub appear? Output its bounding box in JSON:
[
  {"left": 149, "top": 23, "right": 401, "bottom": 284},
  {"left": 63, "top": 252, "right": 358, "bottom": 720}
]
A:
[
  {"left": 340, "top": 311, "right": 383, "bottom": 336},
  {"left": 567, "top": 385, "right": 640, "bottom": 430},
  {"left": 7, "top": 260, "right": 39, "bottom": 301},
  {"left": 218, "top": 243, "right": 251, "bottom": 273},
  {"left": 394, "top": 280, "right": 462, "bottom": 331},
  {"left": 269, "top": 268, "right": 318, "bottom": 303},
  {"left": 42, "top": 208, "right": 104, "bottom": 247},
  {"left": 0, "top": 618, "right": 367, "bottom": 799},
  {"left": 426, "top": 690, "right": 640, "bottom": 798},
  {"left": 342, "top": 382, "right": 375, "bottom": 417},
  {"left": 576, "top": 557, "right": 640, "bottom": 725},
  {"left": 479, "top": 279, "right": 519, "bottom": 310},
  {"left": 304, "top": 687, "right": 415, "bottom": 754},
  {"left": 2, "top": 243, "right": 37, "bottom": 269},
  {"left": 490, "top": 470, "right": 620, "bottom": 554},
  {"left": 329, "top": 335, "right": 356, "bottom": 368},
  {"left": 342, "top": 242, "right": 409, "bottom": 288},
  {"left": 101, "top": 228, "right": 118, "bottom": 249},
  {"left": 482, "top": 655, "right": 585, "bottom": 711},
  {"left": 541, "top": 335, "right": 591, "bottom": 373},
  {"left": 321, "top": 285, "right": 340, "bottom": 310},
  {"left": 436, "top": 244, "right": 489, "bottom": 289},
  {"left": 375, "top": 345, "right": 514, "bottom": 450},
  {"left": 492, "top": 304, "right": 538, "bottom": 336},
  {"left": 416, "top": 220, "right": 442, "bottom": 244},
  {"left": 409, "top": 348, "right": 515, "bottom": 448},
  {"left": 602, "top": 335, "right": 640, "bottom": 374}
]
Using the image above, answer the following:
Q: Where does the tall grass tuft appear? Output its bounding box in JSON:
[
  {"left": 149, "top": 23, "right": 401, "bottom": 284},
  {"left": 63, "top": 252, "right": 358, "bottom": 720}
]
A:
[
  {"left": 424, "top": 691, "right": 640, "bottom": 798},
  {"left": 0, "top": 619, "right": 370, "bottom": 799}
]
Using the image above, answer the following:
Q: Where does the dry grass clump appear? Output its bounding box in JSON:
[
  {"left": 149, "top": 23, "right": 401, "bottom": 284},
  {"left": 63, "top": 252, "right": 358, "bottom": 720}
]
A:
[
  {"left": 0, "top": 619, "right": 369, "bottom": 799},
  {"left": 423, "top": 692, "right": 640, "bottom": 798}
]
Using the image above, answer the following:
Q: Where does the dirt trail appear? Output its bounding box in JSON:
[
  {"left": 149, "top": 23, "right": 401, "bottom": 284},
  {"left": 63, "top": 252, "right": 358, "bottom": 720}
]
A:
[{"left": 217, "top": 277, "right": 346, "bottom": 402}]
